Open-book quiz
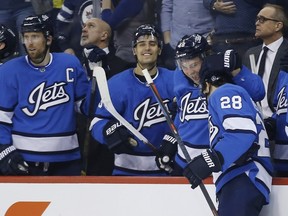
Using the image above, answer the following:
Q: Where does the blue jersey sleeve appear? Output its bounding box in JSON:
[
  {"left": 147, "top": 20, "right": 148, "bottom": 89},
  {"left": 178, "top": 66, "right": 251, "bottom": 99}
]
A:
[
  {"left": 0, "top": 64, "right": 16, "bottom": 145},
  {"left": 101, "top": 0, "right": 145, "bottom": 29},
  {"left": 232, "top": 65, "right": 265, "bottom": 102}
]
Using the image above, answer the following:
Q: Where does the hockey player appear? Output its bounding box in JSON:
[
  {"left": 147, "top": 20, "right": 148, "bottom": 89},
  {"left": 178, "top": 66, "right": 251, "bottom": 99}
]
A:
[
  {"left": 90, "top": 24, "right": 175, "bottom": 176},
  {"left": 183, "top": 53, "right": 273, "bottom": 216},
  {"left": 265, "top": 53, "right": 288, "bottom": 176},
  {"left": 155, "top": 34, "right": 266, "bottom": 174},
  {"left": 0, "top": 14, "right": 89, "bottom": 175},
  {"left": 0, "top": 24, "right": 17, "bottom": 64}
]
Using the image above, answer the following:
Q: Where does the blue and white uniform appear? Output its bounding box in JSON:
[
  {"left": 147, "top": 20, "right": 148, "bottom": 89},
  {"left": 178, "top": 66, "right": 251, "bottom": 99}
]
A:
[
  {"left": 90, "top": 67, "right": 175, "bottom": 176},
  {"left": 208, "top": 83, "right": 273, "bottom": 203},
  {"left": 272, "top": 70, "right": 288, "bottom": 173},
  {"left": 0, "top": 53, "right": 89, "bottom": 162},
  {"left": 174, "top": 66, "right": 265, "bottom": 169}
]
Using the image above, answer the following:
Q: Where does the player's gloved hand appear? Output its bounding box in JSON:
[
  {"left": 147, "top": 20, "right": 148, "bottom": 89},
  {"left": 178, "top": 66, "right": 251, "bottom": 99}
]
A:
[
  {"left": 87, "top": 45, "right": 107, "bottom": 63},
  {"left": 183, "top": 149, "right": 223, "bottom": 189},
  {"left": 280, "top": 51, "right": 288, "bottom": 72},
  {"left": 155, "top": 133, "right": 178, "bottom": 173},
  {"left": 234, "top": 142, "right": 260, "bottom": 165},
  {"left": 264, "top": 117, "right": 276, "bottom": 140},
  {"left": 0, "top": 144, "right": 29, "bottom": 175},
  {"left": 103, "top": 120, "right": 137, "bottom": 154},
  {"left": 222, "top": 49, "right": 242, "bottom": 74}
]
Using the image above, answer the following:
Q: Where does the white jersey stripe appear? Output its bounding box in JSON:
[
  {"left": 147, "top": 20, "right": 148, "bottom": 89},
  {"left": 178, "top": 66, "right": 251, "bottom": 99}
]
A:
[
  {"left": 115, "top": 153, "right": 159, "bottom": 171},
  {"left": 0, "top": 110, "right": 13, "bottom": 124},
  {"left": 12, "top": 134, "right": 79, "bottom": 152}
]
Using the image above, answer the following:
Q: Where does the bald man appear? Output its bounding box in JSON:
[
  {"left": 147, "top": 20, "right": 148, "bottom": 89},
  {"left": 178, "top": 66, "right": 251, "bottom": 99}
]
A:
[
  {"left": 81, "top": 18, "right": 111, "bottom": 49},
  {"left": 81, "top": 18, "right": 127, "bottom": 79}
]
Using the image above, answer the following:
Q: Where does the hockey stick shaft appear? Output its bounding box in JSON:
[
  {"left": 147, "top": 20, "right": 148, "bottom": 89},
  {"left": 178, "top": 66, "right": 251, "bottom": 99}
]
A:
[
  {"left": 92, "top": 0, "right": 101, "bottom": 18},
  {"left": 142, "top": 69, "right": 218, "bottom": 216},
  {"left": 93, "top": 67, "right": 158, "bottom": 153}
]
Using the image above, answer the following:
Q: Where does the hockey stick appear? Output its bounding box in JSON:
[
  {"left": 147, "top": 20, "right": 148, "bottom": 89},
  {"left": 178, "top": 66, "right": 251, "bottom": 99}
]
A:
[
  {"left": 92, "top": 0, "right": 101, "bottom": 18},
  {"left": 142, "top": 69, "right": 219, "bottom": 216},
  {"left": 93, "top": 66, "right": 158, "bottom": 153},
  {"left": 249, "top": 54, "right": 257, "bottom": 74},
  {"left": 82, "top": 67, "right": 98, "bottom": 175}
]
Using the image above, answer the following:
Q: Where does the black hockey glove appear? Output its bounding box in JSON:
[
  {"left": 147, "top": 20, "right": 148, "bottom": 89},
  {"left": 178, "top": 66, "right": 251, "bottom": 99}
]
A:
[
  {"left": 155, "top": 133, "right": 178, "bottom": 172},
  {"left": 280, "top": 51, "right": 288, "bottom": 72},
  {"left": 264, "top": 117, "right": 276, "bottom": 140},
  {"left": 87, "top": 45, "right": 107, "bottom": 63},
  {"left": 183, "top": 149, "right": 223, "bottom": 189},
  {"left": 103, "top": 120, "right": 137, "bottom": 154},
  {"left": 222, "top": 49, "right": 242, "bottom": 74},
  {"left": 0, "top": 144, "right": 29, "bottom": 175}
]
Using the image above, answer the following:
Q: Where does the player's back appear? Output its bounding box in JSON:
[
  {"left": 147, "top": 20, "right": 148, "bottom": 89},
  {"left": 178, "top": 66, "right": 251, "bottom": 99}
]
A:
[{"left": 208, "top": 83, "right": 273, "bottom": 204}]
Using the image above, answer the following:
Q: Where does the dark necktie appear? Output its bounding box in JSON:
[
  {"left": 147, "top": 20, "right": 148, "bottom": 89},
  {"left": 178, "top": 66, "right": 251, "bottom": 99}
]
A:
[{"left": 258, "top": 46, "right": 269, "bottom": 78}]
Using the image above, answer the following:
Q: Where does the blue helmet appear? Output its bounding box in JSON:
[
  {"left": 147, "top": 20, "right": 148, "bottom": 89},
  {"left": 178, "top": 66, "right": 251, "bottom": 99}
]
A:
[
  {"left": 175, "top": 33, "right": 210, "bottom": 60},
  {"left": 21, "top": 14, "right": 53, "bottom": 37},
  {"left": 132, "top": 24, "right": 162, "bottom": 48}
]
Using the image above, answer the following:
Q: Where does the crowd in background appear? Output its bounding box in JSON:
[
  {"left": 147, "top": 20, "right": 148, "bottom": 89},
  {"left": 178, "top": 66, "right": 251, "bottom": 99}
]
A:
[{"left": 1, "top": 0, "right": 288, "bottom": 173}]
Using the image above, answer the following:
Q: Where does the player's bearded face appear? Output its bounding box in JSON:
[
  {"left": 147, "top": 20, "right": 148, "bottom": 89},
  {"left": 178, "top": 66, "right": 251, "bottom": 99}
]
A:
[
  {"left": 177, "top": 57, "right": 202, "bottom": 84},
  {"left": 133, "top": 35, "right": 161, "bottom": 67},
  {"left": 23, "top": 32, "right": 49, "bottom": 63}
]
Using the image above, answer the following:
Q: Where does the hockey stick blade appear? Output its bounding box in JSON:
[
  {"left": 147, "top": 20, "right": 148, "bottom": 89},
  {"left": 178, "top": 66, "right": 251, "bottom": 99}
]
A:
[
  {"left": 142, "top": 68, "right": 219, "bottom": 216},
  {"left": 93, "top": 67, "right": 157, "bottom": 152}
]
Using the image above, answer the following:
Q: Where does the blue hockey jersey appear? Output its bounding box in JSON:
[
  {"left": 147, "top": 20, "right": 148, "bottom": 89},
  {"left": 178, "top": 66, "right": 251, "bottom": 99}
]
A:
[
  {"left": 90, "top": 67, "right": 175, "bottom": 176},
  {"left": 173, "top": 68, "right": 210, "bottom": 169},
  {"left": 208, "top": 83, "right": 273, "bottom": 203},
  {"left": 273, "top": 70, "right": 288, "bottom": 173},
  {"left": 0, "top": 53, "right": 89, "bottom": 162},
  {"left": 173, "top": 66, "right": 265, "bottom": 169}
]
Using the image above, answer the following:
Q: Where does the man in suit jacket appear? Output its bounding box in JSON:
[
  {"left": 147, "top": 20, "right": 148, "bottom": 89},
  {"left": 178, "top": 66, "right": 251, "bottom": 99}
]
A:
[
  {"left": 243, "top": 3, "right": 288, "bottom": 118},
  {"left": 243, "top": 3, "right": 288, "bottom": 176}
]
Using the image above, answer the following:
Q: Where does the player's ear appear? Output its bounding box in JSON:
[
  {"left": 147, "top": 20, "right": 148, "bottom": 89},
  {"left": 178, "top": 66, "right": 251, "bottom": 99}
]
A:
[
  {"left": 46, "top": 35, "right": 52, "bottom": 46},
  {"left": 202, "top": 81, "right": 211, "bottom": 96},
  {"left": 132, "top": 47, "right": 136, "bottom": 56},
  {"left": 0, "top": 42, "right": 6, "bottom": 50},
  {"left": 158, "top": 47, "right": 162, "bottom": 55}
]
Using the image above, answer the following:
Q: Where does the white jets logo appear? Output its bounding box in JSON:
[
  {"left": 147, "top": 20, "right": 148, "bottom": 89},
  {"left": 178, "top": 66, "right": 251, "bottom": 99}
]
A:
[
  {"left": 22, "top": 82, "right": 69, "bottom": 116},
  {"left": 134, "top": 98, "right": 169, "bottom": 130},
  {"left": 276, "top": 87, "right": 288, "bottom": 115},
  {"left": 180, "top": 93, "right": 208, "bottom": 122}
]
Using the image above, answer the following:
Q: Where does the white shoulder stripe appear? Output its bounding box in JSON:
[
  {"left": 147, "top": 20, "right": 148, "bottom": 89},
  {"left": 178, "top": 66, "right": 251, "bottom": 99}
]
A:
[
  {"left": 223, "top": 117, "right": 256, "bottom": 133},
  {"left": 60, "top": 5, "right": 74, "bottom": 15}
]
